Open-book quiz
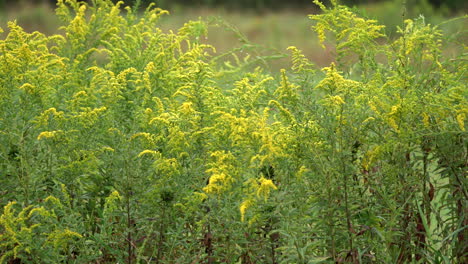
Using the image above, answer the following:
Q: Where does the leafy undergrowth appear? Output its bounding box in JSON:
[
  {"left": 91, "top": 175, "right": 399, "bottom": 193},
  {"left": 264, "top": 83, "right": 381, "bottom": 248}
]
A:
[{"left": 0, "top": 0, "right": 466, "bottom": 263}]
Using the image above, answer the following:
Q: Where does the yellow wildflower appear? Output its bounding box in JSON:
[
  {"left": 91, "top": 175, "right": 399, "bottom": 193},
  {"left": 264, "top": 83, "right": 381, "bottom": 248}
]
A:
[
  {"left": 422, "top": 113, "right": 430, "bottom": 128},
  {"left": 37, "top": 130, "right": 61, "bottom": 140},
  {"left": 297, "top": 166, "right": 309, "bottom": 180},
  {"left": 180, "top": 102, "right": 195, "bottom": 115},
  {"left": 257, "top": 177, "right": 278, "bottom": 201},
  {"left": 240, "top": 199, "right": 254, "bottom": 222},
  {"left": 369, "top": 101, "right": 379, "bottom": 114},
  {"left": 46, "top": 229, "right": 82, "bottom": 250},
  {"left": 362, "top": 117, "right": 375, "bottom": 124},
  {"left": 145, "top": 62, "right": 155, "bottom": 73},
  {"left": 101, "top": 146, "right": 115, "bottom": 152},
  {"left": 456, "top": 113, "right": 466, "bottom": 131},
  {"left": 387, "top": 118, "right": 399, "bottom": 132},
  {"left": 389, "top": 105, "right": 399, "bottom": 115},
  {"left": 137, "top": 150, "right": 159, "bottom": 158},
  {"left": 19, "top": 83, "right": 35, "bottom": 94},
  {"left": 330, "top": 95, "right": 345, "bottom": 105},
  {"left": 203, "top": 173, "right": 229, "bottom": 195},
  {"left": 72, "top": 91, "right": 87, "bottom": 98}
]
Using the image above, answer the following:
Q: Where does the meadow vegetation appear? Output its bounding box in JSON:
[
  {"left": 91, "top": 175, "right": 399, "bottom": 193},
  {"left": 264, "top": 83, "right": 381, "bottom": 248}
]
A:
[{"left": 0, "top": 0, "right": 466, "bottom": 263}]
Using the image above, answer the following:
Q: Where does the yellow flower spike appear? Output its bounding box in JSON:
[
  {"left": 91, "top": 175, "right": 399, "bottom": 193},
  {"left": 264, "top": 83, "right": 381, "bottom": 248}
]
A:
[
  {"left": 362, "top": 117, "right": 375, "bottom": 124},
  {"left": 193, "top": 192, "right": 208, "bottom": 202},
  {"left": 104, "top": 190, "right": 122, "bottom": 215},
  {"left": 72, "top": 91, "right": 87, "bottom": 98},
  {"left": 240, "top": 199, "right": 254, "bottom": 222},
  {"left": 137, "top": 150, "right": 160, "bottom": 158},
  {"left": 37, "top": 130, "right": 61, "bottom": 140},
  {"left": 78, "top": 4, "right": 86, "bottom": 13},
  {"left": 287, "top": 46, "right": 315, "bottom": 74},
  {"left": 389, "top": 105, "right": 400, "bottom": 115},
  {"left": 297, "top": 166, "right": 309, "bottom": 180},
  {"left": 46, "top": 229, "right": 82, "bottom": 250},
  {"left": 44, "top": 196, "right": 63, "bottom": 208},
  {"left": 60, "top": 184, "right": 72, "bottom": 208},
  {"left": 101, "top": 146, "right": 115, "bottom": 152},
  {"left": 387, "top": 118, "right": 400, "bottom": 132},
  {"left": 131, "top": 132, "right": 153, "bottom": 141},
  {"left": 145, "top": 61, "right": 156, "bottom": 73},
  {"left": 203, "top": 173, "right": 228, "bottom": 195},
  {"left": 144, "top": 108, "right": 153, "bottom": 115},
  {"left": 369, "top": 101, "right": 379, "bottom": 115},
  {"left": 275, "top": 69, "right": 299, "bottom": 102},
  {"left": 456, "top": 113, "right": 466, "bottom": 131},
  {"left": 422, "top": 113, "right": 430, "bottom": 128},
  {"left": 180, "top": 102, "right": 195, "bottom": 115},
  {"left": 19, "top": 83, "right": 35, "bottom": 94},
  {"left": 257, "top": 177, "right": 278, "bottom": 201},
  {"left": 331, "top": 95, "right": 345, "bottom": 105}
]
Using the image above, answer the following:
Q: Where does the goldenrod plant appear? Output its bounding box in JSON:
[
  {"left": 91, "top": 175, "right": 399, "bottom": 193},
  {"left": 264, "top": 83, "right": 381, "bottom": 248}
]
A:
[{"left": 0, "top": 0, "right": 466, "bottom": 263}]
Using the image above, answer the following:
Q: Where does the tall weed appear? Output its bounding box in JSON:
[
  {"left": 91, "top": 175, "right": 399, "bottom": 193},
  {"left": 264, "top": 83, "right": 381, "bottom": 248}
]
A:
[{"left": 0, "top": 0, "right": 465, "bottom": 263}]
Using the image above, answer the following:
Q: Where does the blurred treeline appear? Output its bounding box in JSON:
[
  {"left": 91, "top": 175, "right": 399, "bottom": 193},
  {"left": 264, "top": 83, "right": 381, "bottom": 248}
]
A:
[{"left": 0, "top": 0, "right": 466, "bottom": 12}]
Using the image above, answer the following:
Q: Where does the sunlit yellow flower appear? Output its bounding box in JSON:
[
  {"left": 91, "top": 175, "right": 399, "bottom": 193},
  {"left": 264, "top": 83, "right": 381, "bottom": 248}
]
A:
[
  {"left": 180, "top": 102, "right": 195, "bottom": 115},
  {"left": 240, "top": 199, "right": 254, "bottom": 222},
  {"left": 137, "top": 150, "right": 159, "bottom": 157},
  {"left": 101, "top": 146, "right": 115, "bottom": 152},
  {"left": 145, "top": 62, "right": 155, "bottom": 73},
  {"left": 37, "top": 130, "right": 61, "bottom": 140},
  {"left": 362, "top": 117, "right": 375, "bottom": 124},
  {"left": 19, "top": 83, "right": 35, "bottom": 94},
  {"left": 330, "top": 95, "right": 345, "bottom": 105},
  {"left": 203, "top": 173, "right": 229, "bottom": 194},
  {"left": 257, "top": 177, "right": 278, "bottom": 200},
  {"left": 72, "top": 91, "right": 87, "bottom": 98}
]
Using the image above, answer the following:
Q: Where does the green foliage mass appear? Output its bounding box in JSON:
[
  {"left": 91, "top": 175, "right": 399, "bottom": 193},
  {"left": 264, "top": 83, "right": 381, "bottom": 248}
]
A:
[{"left": 0, "top": 0, "right": 466, "bottom": 263}]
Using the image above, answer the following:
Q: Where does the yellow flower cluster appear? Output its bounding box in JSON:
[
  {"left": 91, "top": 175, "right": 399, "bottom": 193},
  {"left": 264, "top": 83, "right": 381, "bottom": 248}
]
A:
[
  {"left": 37, "top": 130, "right": 62, "bottom": 140},
  {"left": 203, "top": 151, "right": 236, "bottom": 195},
  {"left": 239, "top": 176, "right": 278, "bottom": 222}
]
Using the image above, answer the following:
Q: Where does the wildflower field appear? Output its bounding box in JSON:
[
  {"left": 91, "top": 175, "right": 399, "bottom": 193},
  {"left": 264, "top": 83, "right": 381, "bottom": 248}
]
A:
[{"left": 0, "top": 0, "right": 466, "bottom": 263}]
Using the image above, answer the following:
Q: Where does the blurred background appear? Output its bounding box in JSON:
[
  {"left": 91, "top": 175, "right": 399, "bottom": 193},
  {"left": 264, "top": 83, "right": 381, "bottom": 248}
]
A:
[{"left": 0, "top": 0, "right": 466, "bottom": 68}]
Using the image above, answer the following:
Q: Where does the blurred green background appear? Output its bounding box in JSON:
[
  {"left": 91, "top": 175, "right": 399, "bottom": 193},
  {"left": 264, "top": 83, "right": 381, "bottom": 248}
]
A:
[
  {"left": 0, "top": 0, "right": 466, "bottom": 68},
  {"left": 1, "top": 0, "right": 466, "bottom": 11}
]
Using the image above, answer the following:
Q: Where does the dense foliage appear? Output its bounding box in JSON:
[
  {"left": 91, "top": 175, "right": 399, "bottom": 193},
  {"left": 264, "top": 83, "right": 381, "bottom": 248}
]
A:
[{"left": 0, "top": 0, "right": 466, "bottom": 263}]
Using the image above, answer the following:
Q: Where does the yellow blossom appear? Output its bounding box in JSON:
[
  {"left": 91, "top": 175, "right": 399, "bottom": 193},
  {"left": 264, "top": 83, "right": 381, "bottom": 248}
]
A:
[
  {"left": 101, "top": 146, "right": 115, "bottom": 152},
  {"left": 240, "top": 199, "right": 254, "bottom": 222},
  {"left": 257, "top": 177, "right": 278, "bottom": 200},
  {"left": 73, "top": 91, "right": 87, "bottom": 98},
  {"left": 388, "top": 118, "right": 399, "bottom": 132},
  {"left": 297, "top": 166, "right": 309, "bottom": 180},
  {"left": 144, "top": 108, "right": 153, "bottom": 115},
  {"left": 137, "top": 150, "right": 159, "bottom": 157},
  {"left": 203, "top": 173, "right": 230, "bottom": 195},
  {"left": 330, "top": 95, "right": 345, "bottom": 105},
  {"left": 362, "top": 117, "right": 375, "bottom": 124},
  {"left": 145, "top": 61, "right": 155, "bottom": 73},
  {"left": 456, "top": 113, "right": 466, "bottom": 131},
  {"left": 422, "top": 113, "right": 430, "bottom": 128},
  {"left": 389, "top": 105, "right": 400, "bottom": 115},
  {"left": 19, "top": 83, "right": 35, "bottom": 94},
  {"left": 180, "top": 102, "right": 195, "bottom": 115},
  {"left": 37, "top": 130, "right": 61, "bottom": 140},
  {"left": 369, "top": 101, "right": 379, "bottom": 114},
  {"left": 362, "top": 146, "right": 382, "bottom": 171}
]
